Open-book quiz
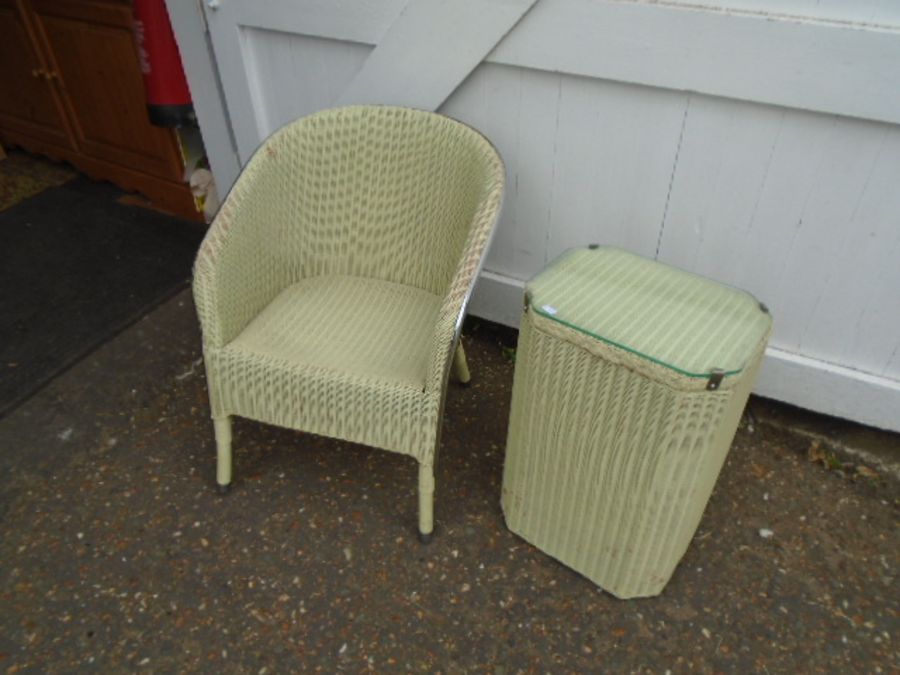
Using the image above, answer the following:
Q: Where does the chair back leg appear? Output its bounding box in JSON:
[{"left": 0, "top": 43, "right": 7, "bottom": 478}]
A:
[{"left": 452, "top": 341, "right": 471, "bottom": 385}]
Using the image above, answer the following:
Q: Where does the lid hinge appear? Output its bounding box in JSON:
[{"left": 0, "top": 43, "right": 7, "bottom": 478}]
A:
[{"left": 706, "top": 369, "right": 725, "bottom": 391}]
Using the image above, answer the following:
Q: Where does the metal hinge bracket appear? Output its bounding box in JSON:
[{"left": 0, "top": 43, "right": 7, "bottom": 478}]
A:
[{"left": 706, "top": 369, "right": 725, "bottom": 391}]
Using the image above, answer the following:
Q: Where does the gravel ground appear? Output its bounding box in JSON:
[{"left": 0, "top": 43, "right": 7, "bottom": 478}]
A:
[{"left": 0, "top": 290, "right": 896, "bottom": 673}]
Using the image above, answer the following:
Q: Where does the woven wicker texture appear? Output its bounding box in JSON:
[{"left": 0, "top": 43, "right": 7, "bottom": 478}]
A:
[
  {"left": 503, "top": 250, "right": 771, "bottom": 598},
  {"left": 528, "top": 247, "right": 771, "bottom": 381},
  {"left": 194, "top": 106, "right": 505, "bottom": 535}
]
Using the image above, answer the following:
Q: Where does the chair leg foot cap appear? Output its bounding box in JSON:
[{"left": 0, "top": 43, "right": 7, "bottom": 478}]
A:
[
  {"left": 216, "top": 483, "right": 231, "bottom": 495},
  {"left": 418, "top": 531, "right": 433, "bottom": 545}
]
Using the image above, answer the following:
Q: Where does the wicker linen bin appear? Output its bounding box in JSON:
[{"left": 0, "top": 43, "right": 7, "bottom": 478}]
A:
[{"left": 501, "top": 246, "right": 772, "bottom": 599}]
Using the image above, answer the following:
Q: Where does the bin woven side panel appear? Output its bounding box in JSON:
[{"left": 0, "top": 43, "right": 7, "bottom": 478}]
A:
[{"left": 502, "top": 312, "right": 752, "bottom": 599}]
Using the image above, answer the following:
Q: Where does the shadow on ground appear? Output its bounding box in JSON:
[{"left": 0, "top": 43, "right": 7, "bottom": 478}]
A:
[{"left": 0, "top": 291, "right": 896, "bottom": 672}]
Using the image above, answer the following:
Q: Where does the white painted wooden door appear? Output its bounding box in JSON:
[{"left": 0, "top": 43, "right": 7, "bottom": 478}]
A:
[{"left": 176, "top": 0, "right": 900, "bottom": 432}]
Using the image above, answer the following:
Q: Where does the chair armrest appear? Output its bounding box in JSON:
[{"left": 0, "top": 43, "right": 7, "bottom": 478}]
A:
[
  {"left": 193, "top": 153, "right": 292, "bottom": 350},
  {"left": 424, "top": 180, "right": 504, "bottom": 395}
]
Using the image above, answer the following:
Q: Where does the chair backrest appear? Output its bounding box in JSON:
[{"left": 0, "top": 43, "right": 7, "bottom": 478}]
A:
[{"left": 249, "top": 106, "right": 505, "bottom": 297}]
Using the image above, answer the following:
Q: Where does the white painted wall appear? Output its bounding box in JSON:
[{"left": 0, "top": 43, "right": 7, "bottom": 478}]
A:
[
  {"left": 172, "top": 0, "right": 900, "bottom": 432},
  {"left": 663, "top": 0, "right": 900, "bottom": 26}
]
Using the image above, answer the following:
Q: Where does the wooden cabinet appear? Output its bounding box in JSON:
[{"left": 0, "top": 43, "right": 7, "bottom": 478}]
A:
[
  {"left": 0, "top": 0, "right": 199, "bottom": 220},
  {"left": 0, "top": 0, "right": 74, "bottom": 150}
]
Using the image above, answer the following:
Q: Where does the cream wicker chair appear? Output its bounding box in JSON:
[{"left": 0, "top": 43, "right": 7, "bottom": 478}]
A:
[{"left": 193, "top": 106, "right": 505, "bottom": 542}]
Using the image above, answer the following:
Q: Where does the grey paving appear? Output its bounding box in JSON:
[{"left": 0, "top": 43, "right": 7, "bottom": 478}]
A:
[{"left": 0, "top": 291, "right": 896, "bottom": 673}]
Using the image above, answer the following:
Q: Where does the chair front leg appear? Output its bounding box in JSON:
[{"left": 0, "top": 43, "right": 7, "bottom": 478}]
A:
[
  {"left": 418, "top": 462, "right": 435, "bottom": 543},
  {"left": 214, "top": 416, "right": 233, "bottom": 493}
]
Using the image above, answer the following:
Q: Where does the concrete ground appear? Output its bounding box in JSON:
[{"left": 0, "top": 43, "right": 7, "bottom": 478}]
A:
[{"left": 0, "top": 290, "right": 896, "bottom": 673}]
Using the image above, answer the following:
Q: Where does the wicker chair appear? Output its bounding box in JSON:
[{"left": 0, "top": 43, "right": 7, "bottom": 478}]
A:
[{"left": 193, "top": 106, "right": 505, "bottom": 542}]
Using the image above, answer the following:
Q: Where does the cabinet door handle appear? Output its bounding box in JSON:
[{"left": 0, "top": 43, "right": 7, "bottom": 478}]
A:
[{"left": 31, "top": 68, "right": 46, "bottom": 78}]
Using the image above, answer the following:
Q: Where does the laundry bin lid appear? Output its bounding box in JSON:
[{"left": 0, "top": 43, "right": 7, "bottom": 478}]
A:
[{"left": 525, "top": 246, "right": 772, "bottom": 387}]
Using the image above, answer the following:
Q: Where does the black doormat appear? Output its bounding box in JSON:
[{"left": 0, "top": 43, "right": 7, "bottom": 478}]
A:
[{"left": 0, "top": 177, "right": 206, "bottom": 416}]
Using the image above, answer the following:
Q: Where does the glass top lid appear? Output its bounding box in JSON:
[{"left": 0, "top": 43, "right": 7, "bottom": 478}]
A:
[{"left": 526, "top": 247, "right": 772, "bottom": 379}]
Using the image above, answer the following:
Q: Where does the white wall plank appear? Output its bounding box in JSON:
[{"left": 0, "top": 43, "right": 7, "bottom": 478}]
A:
[
  {"left": 444, "top": 66, "right": 688, "bottom": 280},
  {"left": 725, "top": 112, "right": 840, "bottom": 314},
  {"left": 200, "top": 0, "right": 405, "bottom": 162},
  {"left": 773, "top": 120, "right": 887, "bottom": 353},
  {"left": 839, "top": 136, "right": 900, "bottom": 379},
  {"left": 441, "top": 64, "right": 561, "bottom": 280},
  {"left": 489, "top": 0, "right": 900, "bottom": 126},
  {"left": 546, "top": 77, "right": 686, "bottom": 261},
  {"left": 335, "top": 0, "right": 537, "bottom": 110},
  {"left": 661, "top": 0, "right": 900, "bottom": 26},
  {"left": 656, "top": 96, "right": 787, "bottom": 279},
  {"left": 660, "top": 101, "right": 830, "bottom": 322},
  {"left": 243, "top": 31, "right": 370, "bottom": 137},
  {"left": 228, "top": 0, "right": 407, "bottom": 46},
  {"left": 468, "top": 271, "right": 526, "bottom": 328},
  {"left": 886, "top": 342, "right": 900, "bottom": 381},
  {"left": 828, "top": 132, "right": 900, "bottom": 379},
  {"left": 756, "top": 347, "right": 900, "bottom": 433}
]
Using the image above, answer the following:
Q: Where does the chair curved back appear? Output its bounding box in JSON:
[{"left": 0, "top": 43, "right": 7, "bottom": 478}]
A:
[{"left": 242, "top": 106, "right": 502, "bottom": 295}]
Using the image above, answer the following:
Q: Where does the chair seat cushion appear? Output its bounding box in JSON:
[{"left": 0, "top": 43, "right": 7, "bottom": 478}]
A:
[
  {"left": 208, "top": 275, "right": 444, "bottom": 459},
  {"left": 227, "top": 275, "right": 442, "bottom": 389}
]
